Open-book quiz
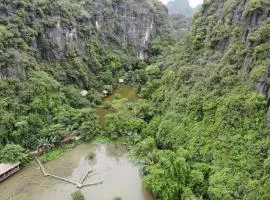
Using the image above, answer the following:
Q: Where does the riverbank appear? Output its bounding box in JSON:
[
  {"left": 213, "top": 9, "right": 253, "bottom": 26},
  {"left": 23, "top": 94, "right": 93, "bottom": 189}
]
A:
[{"left": 38, "top": 135, "right": 128, "bottom": 163}]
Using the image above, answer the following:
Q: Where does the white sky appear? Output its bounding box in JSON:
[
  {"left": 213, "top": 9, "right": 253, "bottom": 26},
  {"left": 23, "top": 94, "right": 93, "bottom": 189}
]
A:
[
  {"left": 160, "top": 0, "right": 203, "bottom": 8},
  {"left": 189, "top": 0, "right": 203, "bottom": 7}
]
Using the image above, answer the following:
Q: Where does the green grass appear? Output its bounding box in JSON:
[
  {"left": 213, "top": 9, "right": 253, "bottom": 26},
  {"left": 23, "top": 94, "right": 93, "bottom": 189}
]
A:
[
  {"left": 40, "top": 149, "right": 64, "bottom": 162},
  {"left": 39, "top": 143, "right": 75, "bottom": 162}
]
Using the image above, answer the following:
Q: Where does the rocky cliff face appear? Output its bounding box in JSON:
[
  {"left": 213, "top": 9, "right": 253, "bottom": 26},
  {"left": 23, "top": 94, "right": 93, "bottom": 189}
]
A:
[
  {"left": 167, "top": 0, "right": 194, "bottom": 16},
  {"left": 138, "top": 1, "right": 270, "bottom": 198},
  {"left": 0, "top": 0, "right": 168, "bottom": 79},
  {"left": 170, "top": 14, "right": 191, "bottom": 30},
  {"left": 191, "top": 0, "right": 270, "bottom": 114},
  {"left": 194, "top": 0, "right": 269, "bottom": 51},
  {"left": 96, "top": 0, "right": 168, "bottom": 58}
]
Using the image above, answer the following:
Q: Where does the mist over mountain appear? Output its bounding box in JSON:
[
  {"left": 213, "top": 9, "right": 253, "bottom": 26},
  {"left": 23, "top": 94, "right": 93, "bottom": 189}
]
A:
[{"left": 167, "top": 0, "right": 201, "bottom": 16}]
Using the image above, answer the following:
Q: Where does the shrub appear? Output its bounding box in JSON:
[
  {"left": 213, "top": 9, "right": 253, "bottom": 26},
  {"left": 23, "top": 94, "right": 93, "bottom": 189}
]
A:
[
  {"left": 113, "top": 197, "right": 122, "bottom": 200},
  {"left": 244, "top": 0, "right": 268, "bottom": 15},
  {"left": 71, "top": 191, "right": 85, "bottom": 200},
  {"left": 0, "top": 144, "right": 28, "bottom": 164},
  {"left": 103, "top": 85, "right": 113, "bottom": 94},
  {"left": 86, "top": 151, "right": 96, "bottom": 160}
]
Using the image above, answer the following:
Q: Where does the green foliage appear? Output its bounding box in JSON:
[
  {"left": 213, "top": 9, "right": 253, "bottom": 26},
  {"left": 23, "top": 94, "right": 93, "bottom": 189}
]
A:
[
  {"left": 40, "top": 148, "right": 64, "bottom": 162},
  {"left": 0, "top": 144, "right": 27, "bottom": 164},
  {"left": 132, "top": 137, "right": 157, "bottom": 160},
  {"left": 103, "top": 85, "right": 113, "bottom": 94},
  {"left": 0, "top": 0, "right": 165, "bottom": 150},
  {"left": 145, "top": 65, "right": 161, "bottom": 79},
  {"left": 62, "top": 85, "right": 90, "bottom": 109},
  {"left": 113, "top": 197, "right": 122, "bottom": 200},
  {"left": 71, "top": 191, "right": 85, "bottom": 200},
  {"left": 143, "top": 150, "right": 194, "bottom": 199},
  {"left": 105, "top": 112, "right": 146, "bottom": 139},
  {"left": 0, "top": 71, "right": 100, "bottom": 149},
  {"left": 249, "top": 19, "right": 270, "bottom": 43},
  {"left": 86, "top": 151, "right": 96, "bottom": 160},
  {"left": 244, "top": 0, "right": 269, "bottom": 15},
  {"left": 131, "top": 0, "right": 270, "bottom": 199}
]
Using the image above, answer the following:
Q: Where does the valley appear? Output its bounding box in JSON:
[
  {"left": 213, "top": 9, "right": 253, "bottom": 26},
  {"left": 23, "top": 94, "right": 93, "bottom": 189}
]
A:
[{"left": 0, "top": 0, "right": 270, "bottom": 199}]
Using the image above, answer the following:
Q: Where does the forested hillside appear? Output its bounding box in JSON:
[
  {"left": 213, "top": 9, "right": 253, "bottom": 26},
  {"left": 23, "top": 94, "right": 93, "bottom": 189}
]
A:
[
  {"left": 132, "top": 0, "right": 270, "bottom": 199},
  {"left": 0, "top": 0, "right": 168, "bottom": 150}
]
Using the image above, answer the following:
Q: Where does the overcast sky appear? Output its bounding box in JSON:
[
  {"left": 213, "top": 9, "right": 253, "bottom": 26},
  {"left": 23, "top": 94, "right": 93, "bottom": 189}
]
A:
[{"left": 160, "top": 0, "right": 203, "bottom": 8}]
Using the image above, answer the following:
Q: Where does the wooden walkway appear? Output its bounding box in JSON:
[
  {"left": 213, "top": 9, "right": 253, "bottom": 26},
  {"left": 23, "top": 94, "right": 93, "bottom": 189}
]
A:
[{"left": 36, "top": 159, "right": 102, "bottom": 188}]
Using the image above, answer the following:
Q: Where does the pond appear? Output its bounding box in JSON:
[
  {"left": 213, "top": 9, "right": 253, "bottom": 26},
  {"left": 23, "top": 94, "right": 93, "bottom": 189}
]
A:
[
  {"left": 95, "top": 86, "right": 139, "bottom": 127},
  {"left": 0, "top": 144, "right": 154, "bottom": 200}
]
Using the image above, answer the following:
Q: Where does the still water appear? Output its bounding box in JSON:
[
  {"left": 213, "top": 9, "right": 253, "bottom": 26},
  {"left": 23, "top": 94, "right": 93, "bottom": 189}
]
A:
[{"left": 0, "top": 144, "right": 154, "bottom": 200}]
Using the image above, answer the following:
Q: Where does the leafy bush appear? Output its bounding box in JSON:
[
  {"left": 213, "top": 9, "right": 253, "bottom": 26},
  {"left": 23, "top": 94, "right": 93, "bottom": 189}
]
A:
[
  {"left": 244, "top": 0, "right": 269, "bottom": 15},
  {"left": 0, "top": 144, "right": 28, "bottom": 164},
  {"left": 113, "top": 197, "right": 122, "bottom": 200},
  {"left": 105, "top": 113, "right": 146, "bottom": 138},
  {"left": 71, "top": 191, "right": 85, "bottom": 200},
  {"left": 86, "top": 151, "right": 96, "bottom": 160}
]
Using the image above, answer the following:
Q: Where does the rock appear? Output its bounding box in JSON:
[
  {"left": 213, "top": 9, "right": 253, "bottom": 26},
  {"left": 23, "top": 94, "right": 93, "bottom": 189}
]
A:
[
  {"left": 167, "top": 0, "right": 193, "bottom": 16},
  {"left": 0, "top": 0, "right": 168, "bottom": 79}
]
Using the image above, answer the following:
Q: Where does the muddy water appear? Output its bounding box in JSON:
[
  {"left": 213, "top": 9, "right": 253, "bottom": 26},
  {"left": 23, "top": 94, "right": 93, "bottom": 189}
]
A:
[
  {"left": 95, "top": 106, "right": 116, "bottom": 127},
  {"left": 0, "top": 144, "right": 154, "bottom": 200},
  {"left": 104, "top": 86, "right": 139, "bottom": 102},
  {"left": 95, "top": 86, "right": 139, "bottom": 127}
]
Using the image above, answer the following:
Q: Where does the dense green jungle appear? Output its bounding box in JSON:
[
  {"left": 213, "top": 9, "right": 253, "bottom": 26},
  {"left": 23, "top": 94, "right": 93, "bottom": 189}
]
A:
[{"left": 0, "top": 0, "right": 270, "bottom": 199}]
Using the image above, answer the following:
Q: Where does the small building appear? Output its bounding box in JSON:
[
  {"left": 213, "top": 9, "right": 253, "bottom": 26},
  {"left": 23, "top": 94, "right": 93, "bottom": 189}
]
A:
[
  {"left": 102, "top": 90, "right": 108, "bottom": 96},
  {"left": 0, "top": 162, "right": 20, "bottom": 182},
  {"left": 119, "top": 78, "right": 124, "bottom": 84},
  {"left": 80, "top": 90, "right": 88, "bottom": 97}
]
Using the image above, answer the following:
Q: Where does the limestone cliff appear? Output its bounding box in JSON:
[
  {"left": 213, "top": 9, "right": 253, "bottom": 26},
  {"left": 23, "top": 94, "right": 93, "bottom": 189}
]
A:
[
  {"left": 191, "top": 0, "right": 270, "bottom": 112},
  {"left": 167, "top": 0, "right": 193, "bottom": 16},
  {"left": 0, "top": 0, "right": 168, "bottom": 80}
]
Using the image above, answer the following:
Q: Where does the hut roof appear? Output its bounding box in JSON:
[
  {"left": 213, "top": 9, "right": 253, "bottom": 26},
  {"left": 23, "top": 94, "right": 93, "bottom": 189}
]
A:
[
  {"left": 80, "top": 90, "right": 88, "bottom": 97},
  {"left": 0, "top": 163, "right": 20, "bottom": 175},
  {"left": 119, "top": 78, "right": 124, "bottom": 83}
]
